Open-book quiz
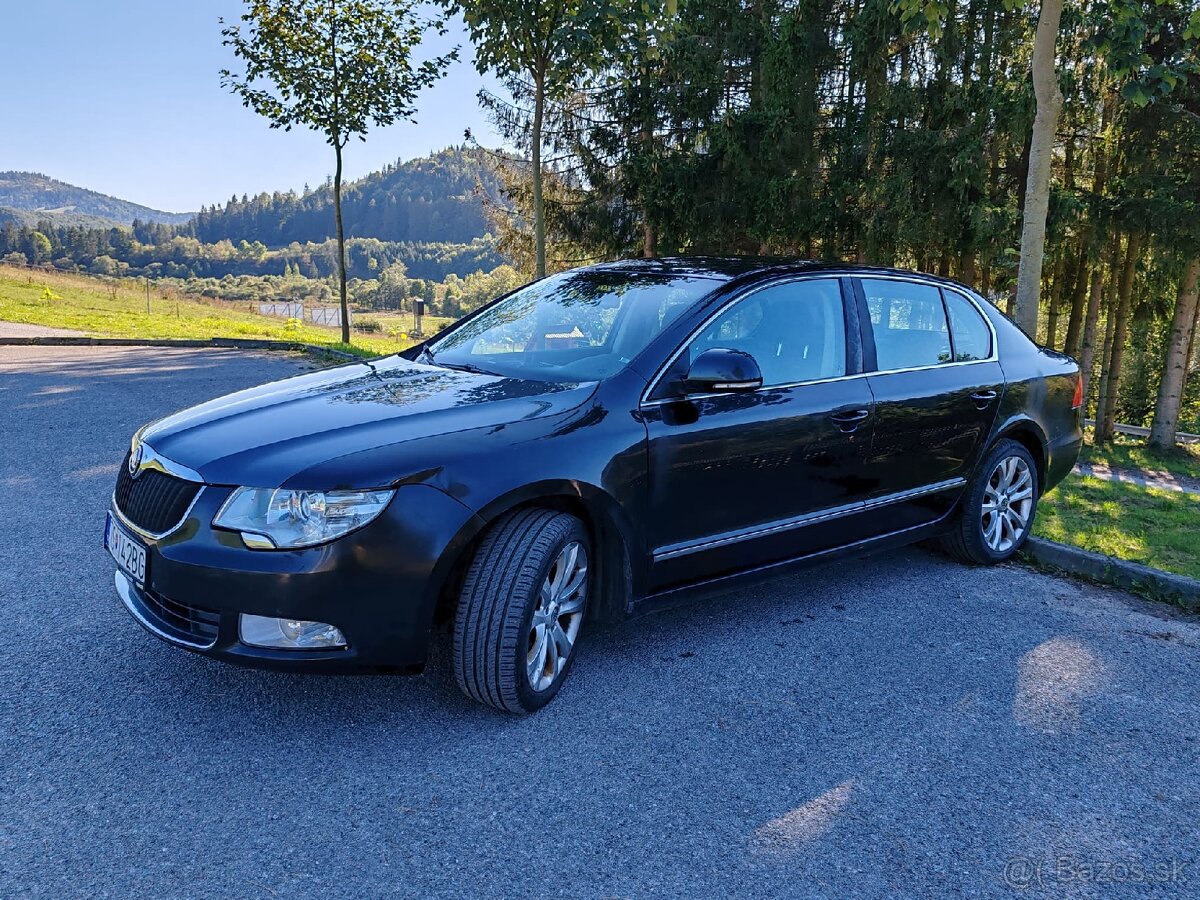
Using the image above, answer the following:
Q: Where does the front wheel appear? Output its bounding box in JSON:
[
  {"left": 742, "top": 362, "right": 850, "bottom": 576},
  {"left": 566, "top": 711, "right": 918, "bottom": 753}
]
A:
[
  {"left": 939, "top": 438, "right": 1039, "bottom": 565},
  {"left": 452, "top": 508, "right": 590, "bottom": 713}
]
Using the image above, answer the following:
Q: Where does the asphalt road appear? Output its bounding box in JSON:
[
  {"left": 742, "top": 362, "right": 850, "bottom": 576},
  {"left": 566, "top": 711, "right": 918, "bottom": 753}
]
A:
[{"left": 2, "top": 345, "right": 1198, "bottom": 899}]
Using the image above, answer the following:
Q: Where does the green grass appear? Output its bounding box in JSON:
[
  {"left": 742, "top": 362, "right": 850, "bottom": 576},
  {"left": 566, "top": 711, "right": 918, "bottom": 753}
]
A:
[
  {"left": 0, "top": 265, "right": 422, "bottom": 358},
  {"left": 1079, "top": 428, "right": 1200, "bottom": 482},
  {"left": 1036, "top": 475, "right": 1200, "bottom": 581}
]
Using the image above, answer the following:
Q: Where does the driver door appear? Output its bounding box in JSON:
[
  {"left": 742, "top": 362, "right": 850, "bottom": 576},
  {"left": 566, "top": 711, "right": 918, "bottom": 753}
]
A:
[{"left": 640, "top": 277, "right": 877, "bottom": 591}]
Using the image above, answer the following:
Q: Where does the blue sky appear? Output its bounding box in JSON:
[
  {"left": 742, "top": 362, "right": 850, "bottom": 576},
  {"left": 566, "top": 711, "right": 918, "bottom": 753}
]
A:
[{"left": 0, "top": 1, "right": 501, "bottom": 213}]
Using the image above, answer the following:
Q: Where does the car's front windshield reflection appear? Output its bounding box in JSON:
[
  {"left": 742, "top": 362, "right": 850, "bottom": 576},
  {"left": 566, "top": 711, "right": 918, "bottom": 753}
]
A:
[{"left": 426, "top": 270, "right": 716, "bottom": 381}]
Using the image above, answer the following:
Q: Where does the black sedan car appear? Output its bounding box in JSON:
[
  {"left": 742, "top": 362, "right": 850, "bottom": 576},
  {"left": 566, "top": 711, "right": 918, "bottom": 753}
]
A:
[{"left": 105, "top": 259, "right": 1082, "bottom": 712}]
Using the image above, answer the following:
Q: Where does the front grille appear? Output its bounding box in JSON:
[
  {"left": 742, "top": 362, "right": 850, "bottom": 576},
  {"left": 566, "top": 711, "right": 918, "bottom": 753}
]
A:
[
  {"left": 115, "top": 450, "right": 202, "bottom": 535},
  {"left": 139, "top": 586, "right": 221, "bottom": 646}
]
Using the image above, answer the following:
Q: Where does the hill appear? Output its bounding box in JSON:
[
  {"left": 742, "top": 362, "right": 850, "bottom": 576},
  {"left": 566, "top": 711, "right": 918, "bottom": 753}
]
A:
[
  {"left": 0, "top": 148, "right": 508, "bottom": 281},
  {"left": 189, "top": 146, "right": 498, "bottom": 247},
  {"left": 0, "top": 172, "right": 192, "bottom": 227}
]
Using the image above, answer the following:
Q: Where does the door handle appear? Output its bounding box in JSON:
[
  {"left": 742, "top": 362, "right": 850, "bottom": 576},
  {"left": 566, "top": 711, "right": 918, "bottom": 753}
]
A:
[
  {"left": 971, "top": 390, "right": 998, "bottom": 408},
  {"left": 830, "top": 408, "right": 870, "bottom": 432}
]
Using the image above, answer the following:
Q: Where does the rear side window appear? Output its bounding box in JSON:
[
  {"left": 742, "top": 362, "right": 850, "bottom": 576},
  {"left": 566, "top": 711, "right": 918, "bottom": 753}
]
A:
[
  {"left": 944, "top": 291, "right": 992, "bottom": 361},
  {"left": 862, "top": 278, "right": 951, "bottom": 370}
]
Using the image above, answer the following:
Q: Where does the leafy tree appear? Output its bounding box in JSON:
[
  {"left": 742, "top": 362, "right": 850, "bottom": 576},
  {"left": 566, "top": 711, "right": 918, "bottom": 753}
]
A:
[
  {"left": 445, "top": 0, "right": 619, "bottom": 277},
  {"left": 221, "top": 0, "right": 455, "bottom": 341}
]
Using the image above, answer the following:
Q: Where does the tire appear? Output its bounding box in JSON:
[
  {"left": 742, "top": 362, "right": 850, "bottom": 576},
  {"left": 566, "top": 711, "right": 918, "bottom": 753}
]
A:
[
  {"left": 452, "top": 508, "right": 590, "bottom": 713},
  {"left": 939, "top": 438, "right": 1040, "bottom": 566}
]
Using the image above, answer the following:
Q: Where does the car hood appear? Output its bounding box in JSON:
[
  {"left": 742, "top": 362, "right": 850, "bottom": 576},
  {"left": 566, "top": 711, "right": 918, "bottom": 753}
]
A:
[{"left": 140, "top": 355, "right": 595, "bottom": 488}]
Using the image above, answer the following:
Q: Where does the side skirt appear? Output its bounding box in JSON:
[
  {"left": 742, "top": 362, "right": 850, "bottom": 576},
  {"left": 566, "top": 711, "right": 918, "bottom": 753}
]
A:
[{"left": 627, "top": 514, "right": 956, "bottom": 620}]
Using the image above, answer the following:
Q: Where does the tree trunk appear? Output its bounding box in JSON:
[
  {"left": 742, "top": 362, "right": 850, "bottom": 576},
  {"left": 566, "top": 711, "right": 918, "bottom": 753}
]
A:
[
  {"left": 643, "top": 220, "right": 657, "bottom": 258},
  {"left": 333, "top": 141, "right": 350, "bottom": 345},
  {"left": 1011, "top": 0, "right": 1065, "bottom": 338},
  {"left": 1182, "top": 297, "right": 1200, "bottom": 411},
  {"left": 1097, "top": 231, "right": 1142, "bottom": 443},
  {"left": 1149, "top": 258, "right": 1200, "bottom": 449},
  {"left": 531, "top": 71, "right": 547, "bottom": 278},
  {"left": 1094, "top": 239, "right": 1123, "bottom": 431},
  {"left": 958, "top": 252, "right": 978, "bottom": 288},
  {"left": 1063, "top": 249, "right": 1089, "bottom": 357},
  {"left": 1075, "top": 95, "right": 1113, "bottom": 406},
  {"left": 1077, "top": 240, "right": 1115, "bottom": 418},
  {"left": 1045, "top": 253, "right": 1067, "bottom": 349}
]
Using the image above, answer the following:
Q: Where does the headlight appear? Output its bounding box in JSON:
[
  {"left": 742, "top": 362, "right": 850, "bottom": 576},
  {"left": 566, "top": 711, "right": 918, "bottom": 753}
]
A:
[{"left": 213, "top": 487, "right": 394, "bottom": 549}]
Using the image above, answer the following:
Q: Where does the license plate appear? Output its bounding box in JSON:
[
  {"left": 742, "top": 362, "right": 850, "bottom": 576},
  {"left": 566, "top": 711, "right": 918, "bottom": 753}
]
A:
[{"left": 105, "top": 513, "right": 147, "bottom": 585}]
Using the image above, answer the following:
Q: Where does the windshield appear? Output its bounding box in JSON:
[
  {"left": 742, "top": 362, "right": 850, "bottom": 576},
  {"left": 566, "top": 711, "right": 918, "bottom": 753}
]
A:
[{"left": 426, "top": 270, "right": 717, "bottom": 381}]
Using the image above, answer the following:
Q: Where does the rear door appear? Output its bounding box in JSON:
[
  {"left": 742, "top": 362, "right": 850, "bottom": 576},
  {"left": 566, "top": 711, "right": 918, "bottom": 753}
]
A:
[{"left": 856, "top": 277, "right": 1005, "bottom": 531}]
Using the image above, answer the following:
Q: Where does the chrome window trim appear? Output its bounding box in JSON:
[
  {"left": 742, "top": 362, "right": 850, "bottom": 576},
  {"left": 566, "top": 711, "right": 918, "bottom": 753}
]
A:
[
  {"left": 858, "top": 274, "right": 998, "bottom": 368},
  {"left": 113, "top": 570, "right": 218, "bottom": 650},
  {"left": 639, "top": 272, "right": 998, "bottom": 406},
  {"left": 652, "top": 476, "right": 967, "bottom": 562}
]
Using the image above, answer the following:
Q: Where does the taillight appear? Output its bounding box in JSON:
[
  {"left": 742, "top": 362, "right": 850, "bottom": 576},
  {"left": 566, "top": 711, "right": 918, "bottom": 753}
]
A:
[{"left": 1071, "top": 376, "right": 1083, "bottom": 410}]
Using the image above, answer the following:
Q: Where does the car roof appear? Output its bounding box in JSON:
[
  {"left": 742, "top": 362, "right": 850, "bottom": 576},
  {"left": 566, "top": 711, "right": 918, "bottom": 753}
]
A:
[{"left": 584, "top": 256, "right": 980, "bottom": 293}]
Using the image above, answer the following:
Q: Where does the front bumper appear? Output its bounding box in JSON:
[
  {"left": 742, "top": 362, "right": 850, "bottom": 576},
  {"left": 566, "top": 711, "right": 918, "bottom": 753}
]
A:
[{"left": 110, "top": 482, "right": 482, "bottom": 672}]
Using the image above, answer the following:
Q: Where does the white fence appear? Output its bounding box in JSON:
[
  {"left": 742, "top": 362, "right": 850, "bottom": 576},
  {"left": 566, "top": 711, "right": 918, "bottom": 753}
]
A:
[
  {"left": 258, "top": 301, "right": 305, "bottom": 319},
  {"left": 256, "top": 302, "right": 349, "bottom": 328},
  {"left": 308, "top": 306, "right": 348, "bottom": 328}
]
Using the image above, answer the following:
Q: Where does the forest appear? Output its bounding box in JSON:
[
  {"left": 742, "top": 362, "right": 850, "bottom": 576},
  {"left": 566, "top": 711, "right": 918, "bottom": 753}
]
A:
[
  {"left": 0, "top": 148, "right": 503, "bottom": 282},
  {"left": 472, "top": 0, "right": 1200, "bottom": 437}
]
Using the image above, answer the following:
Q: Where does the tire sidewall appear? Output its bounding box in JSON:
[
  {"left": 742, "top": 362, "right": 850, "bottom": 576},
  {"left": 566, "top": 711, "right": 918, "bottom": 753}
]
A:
[
  {"left": 962, "top": 440, "right": 1040, "bottom": 563},
  {"left": 512, "top": 518, "right": 590, "bottom": 713}
]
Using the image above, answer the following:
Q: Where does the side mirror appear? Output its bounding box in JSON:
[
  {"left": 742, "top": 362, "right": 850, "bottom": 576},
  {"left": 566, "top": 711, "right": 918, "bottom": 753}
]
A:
[{"left": 684, "top": 348, "right": 763, "bottom": 394}]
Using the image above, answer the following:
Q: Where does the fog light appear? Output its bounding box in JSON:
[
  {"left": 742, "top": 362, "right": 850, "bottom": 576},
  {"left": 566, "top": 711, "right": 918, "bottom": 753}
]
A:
[{"left": 239, "top": 614, "right": 347, "bottom": 650}]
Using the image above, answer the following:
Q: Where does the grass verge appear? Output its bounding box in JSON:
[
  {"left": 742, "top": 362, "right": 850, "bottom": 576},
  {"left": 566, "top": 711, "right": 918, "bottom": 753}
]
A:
[
  {"left": 1079, "top": 428, "right": 1200, "bottom": 482},
  {"left": 0, "top": 265, "right": 429, "bottom": 358},
  {"left": 1035, "top": 475, "right": 1200, "bottom": 582}
]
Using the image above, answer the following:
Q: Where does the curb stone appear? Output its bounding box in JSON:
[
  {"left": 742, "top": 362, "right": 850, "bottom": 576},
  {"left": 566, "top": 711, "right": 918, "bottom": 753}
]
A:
[
  {"left": 1022, "top": 536, "right": 1200, "bottom": 611},
  {"left": 0, "top": 334, "right": 365, "bottom": 362}
]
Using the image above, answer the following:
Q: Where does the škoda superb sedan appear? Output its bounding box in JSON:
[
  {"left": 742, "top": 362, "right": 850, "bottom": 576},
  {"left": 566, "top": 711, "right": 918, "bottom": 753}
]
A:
[{"left": 105, "top": 259, "right": 1082, "bottom": 712}]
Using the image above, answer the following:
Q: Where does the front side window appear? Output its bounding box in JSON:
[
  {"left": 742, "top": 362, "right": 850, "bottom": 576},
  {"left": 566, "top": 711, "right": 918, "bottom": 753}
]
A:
[
  {"left": 944, "top": 290, "right": 993, "bottom": 361},
  {"left": 684, "top": 279, "right": 847, "bottom": 387},
  {"left": 862, "top": 278, "right": 952, "bottom": 370},
  {"left": 427, "top": 270, "right": 715, "bottom": 381}
]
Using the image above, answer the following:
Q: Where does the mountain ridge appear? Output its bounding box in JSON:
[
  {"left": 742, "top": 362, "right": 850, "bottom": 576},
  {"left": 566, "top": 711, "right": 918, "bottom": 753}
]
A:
[{"left": 0, "top": 172, "right": 193, "bottom": 227}]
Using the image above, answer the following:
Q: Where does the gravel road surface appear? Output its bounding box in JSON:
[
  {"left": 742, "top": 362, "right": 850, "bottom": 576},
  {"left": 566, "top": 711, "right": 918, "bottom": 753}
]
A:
[{"left": 1, "top": 346, "right": 1197, "bottom": 899}]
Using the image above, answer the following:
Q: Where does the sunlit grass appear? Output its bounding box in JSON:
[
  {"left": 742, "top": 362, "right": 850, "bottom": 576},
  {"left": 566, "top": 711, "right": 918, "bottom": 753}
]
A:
[
  {"left": 1036, "top": 475, "right": 1200, "bottom": 581},
  {"left": 0, "top": 265, "right": 422, "bottom": 358}
]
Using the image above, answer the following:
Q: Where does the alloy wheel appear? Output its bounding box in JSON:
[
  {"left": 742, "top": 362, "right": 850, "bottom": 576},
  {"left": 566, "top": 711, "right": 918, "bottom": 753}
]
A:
[
  {"left": 981, "top": 455, "right": 1034, "bottom": 553},
  {"left": 527, "top": 541, "right": 587, "bottom": 692}
]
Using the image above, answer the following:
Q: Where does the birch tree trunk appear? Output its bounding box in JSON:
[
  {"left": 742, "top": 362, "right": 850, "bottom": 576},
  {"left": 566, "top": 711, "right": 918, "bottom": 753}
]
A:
[
  {"left": 1148, "top": 258, "right": 1200, "bottom": 449},
  {"left": 1012, "top": 0, "right": 1065, "bottom": 338}
]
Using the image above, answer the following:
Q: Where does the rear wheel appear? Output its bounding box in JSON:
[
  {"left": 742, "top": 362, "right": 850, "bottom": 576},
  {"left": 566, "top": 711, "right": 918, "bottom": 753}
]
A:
[
  {"left": 939, "top": 438, "right": 1039, "bottom": 565},
  {"left": 452, "top": 508, "right": 589, "bottom": 713}
]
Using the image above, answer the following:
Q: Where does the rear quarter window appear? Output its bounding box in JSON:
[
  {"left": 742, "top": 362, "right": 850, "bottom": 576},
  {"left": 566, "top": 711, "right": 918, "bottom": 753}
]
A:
[{"left": 944, "top": 291, "right": 993, "bottom": 361}]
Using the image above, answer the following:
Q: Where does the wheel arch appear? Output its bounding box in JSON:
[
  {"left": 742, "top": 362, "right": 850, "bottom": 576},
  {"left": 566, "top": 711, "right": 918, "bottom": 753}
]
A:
[
  {"left": 431, "top": 480, "right": 637, "bottom": 628},
  {"left": 991, "top": 416, "right": 1049, "bottom": 491}
]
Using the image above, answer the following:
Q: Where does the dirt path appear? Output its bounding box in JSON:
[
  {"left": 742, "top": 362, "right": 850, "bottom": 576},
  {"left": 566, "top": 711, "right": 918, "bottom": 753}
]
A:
[{"left": 1074, "top": 459, "right": 1200, "bottom": 497}]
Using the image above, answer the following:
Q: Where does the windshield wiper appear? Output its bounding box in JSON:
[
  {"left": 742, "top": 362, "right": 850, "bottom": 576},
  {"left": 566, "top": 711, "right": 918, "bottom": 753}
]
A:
[
  {"left": 414, "top": 344, "right": 497, "bottom": 376},
  {"left": 437, "top": 360, "right": 498, "bottom": 376}
]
